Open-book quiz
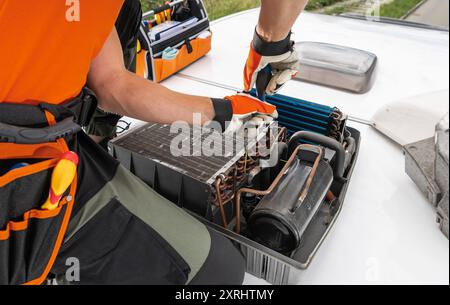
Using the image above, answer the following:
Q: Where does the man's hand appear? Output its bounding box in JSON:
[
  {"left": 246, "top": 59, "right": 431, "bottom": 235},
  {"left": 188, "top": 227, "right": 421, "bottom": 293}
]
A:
[
  {"left": 244, "top": 30, "right": 300, "bottom": 95},
  {"left": 211, "top": 93, "right": 277, "bottom": 134},
  {"left": 244, "top": 0, "right": 307, "bottom": 95}
]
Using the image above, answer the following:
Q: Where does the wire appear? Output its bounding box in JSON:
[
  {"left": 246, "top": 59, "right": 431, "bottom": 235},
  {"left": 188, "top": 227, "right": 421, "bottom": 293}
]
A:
[
  {"left": 244, "top": 153, "right": 248, "bottom": 174},
  {"left": 116, "top": 120, "right": 132, "bottom": 135}
]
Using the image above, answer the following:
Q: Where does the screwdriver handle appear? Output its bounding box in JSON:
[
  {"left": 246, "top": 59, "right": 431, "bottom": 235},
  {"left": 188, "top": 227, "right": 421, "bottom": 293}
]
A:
[{"left": 41, "top": 151, "right": 79, "bottom": 211}]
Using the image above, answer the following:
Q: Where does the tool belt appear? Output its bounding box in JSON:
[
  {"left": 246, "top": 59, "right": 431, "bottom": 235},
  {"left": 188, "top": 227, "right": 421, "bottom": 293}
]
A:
[{"left": 0, "top": 92, "right": 97, "bottom": 285}]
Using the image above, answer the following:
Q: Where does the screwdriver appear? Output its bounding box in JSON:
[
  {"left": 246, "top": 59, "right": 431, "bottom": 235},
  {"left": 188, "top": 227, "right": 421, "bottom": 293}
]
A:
[
  {"left": 41, "top": 151, "right": 79, "bottom": 211},
  {"left": 142, "top": 0, "right": 186, "bottom": 19}
]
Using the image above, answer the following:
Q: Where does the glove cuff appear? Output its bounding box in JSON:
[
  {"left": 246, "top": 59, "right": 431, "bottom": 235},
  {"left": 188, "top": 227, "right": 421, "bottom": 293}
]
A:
[
  {"left": 211, "top": 98, "right": 233, "bottom": 132},
  {"left": 252, "top": 28, "right": 293, "bottom": 56}
]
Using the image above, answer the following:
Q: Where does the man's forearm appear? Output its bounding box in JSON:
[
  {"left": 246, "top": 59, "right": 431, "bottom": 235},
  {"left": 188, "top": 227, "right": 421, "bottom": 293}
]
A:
[
  {"left": 88, "top": 28, "right": 215, "bottom": 125},
  {"left": 258, "top": 0, "right": 308, "bottom": 42},
  {"left": 96, "top": 70, "right": 215, "bottom": 125}
]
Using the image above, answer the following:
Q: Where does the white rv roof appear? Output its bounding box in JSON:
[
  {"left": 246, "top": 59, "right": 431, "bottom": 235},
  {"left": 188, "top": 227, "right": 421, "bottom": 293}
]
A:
[{"left": 127, "top": 10, "right": 449, "bottom": 284}]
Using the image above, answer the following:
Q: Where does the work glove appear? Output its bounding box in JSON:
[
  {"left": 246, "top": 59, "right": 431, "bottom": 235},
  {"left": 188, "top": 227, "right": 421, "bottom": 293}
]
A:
[
  {"left": 211, "top": 93, "right": 278, "bottom": 134},
  {"left": 244, "top": 29, "right": 300, "bottom": 95}
]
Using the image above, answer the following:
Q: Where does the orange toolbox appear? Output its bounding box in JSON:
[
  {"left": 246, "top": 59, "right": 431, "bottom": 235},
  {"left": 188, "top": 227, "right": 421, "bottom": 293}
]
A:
[{"left": 137, "top": 0, "right": 212, "bottom": 83}]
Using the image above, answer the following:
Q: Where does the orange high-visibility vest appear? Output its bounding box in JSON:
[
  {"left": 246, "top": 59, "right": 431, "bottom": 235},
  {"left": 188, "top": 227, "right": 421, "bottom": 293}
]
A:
[{"left": 0, "top": 0, "right": 124, "bottom": 105}]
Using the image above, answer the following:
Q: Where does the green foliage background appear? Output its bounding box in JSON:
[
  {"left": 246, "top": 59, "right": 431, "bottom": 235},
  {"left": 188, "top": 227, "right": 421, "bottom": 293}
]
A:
[
  {"left": 379, "top": 0, "right": 422, "bottom": 18},
  {"left": 139, "top": 0, "right": 349, "bottom": 20},
  {"left": 140, "top": 0, "right": 424, "bottom": 21},
  {"left": 140, "top": 0, "right": 260, "bottom": 20}
]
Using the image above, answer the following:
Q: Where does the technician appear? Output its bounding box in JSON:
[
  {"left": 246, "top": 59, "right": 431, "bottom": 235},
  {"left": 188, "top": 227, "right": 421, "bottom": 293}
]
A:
[{"left": 0, "top": 0, "right": 306, "bottom": 285}]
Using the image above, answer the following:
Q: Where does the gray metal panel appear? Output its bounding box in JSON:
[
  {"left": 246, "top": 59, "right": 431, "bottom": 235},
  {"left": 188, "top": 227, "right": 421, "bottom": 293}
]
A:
[
  {"left": 404, "top": 113, "right": 449, "bottom": 238},
  {"left": 437, "top": 192, "right": 449, "bottom": 238},
  {"left": 404, "top": 138, "right": 441, "bottom": 206},
  {"left": 435, "top": 114, "right": 449, "bottom": 193}
]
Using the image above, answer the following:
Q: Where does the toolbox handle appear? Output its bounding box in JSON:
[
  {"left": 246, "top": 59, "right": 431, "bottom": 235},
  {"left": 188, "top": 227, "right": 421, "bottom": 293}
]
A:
[
  {"left": 0, "top": 117, "right": 81, "bottom": 144},
  {"left": 288, "top": 131, "right": 345, "bottom": 179},
  {"left": 143, "top": 0, "right": 186, "bottom": 18},
  {"left": 152, "top": 3, "right": 174, "bottom": 15}
]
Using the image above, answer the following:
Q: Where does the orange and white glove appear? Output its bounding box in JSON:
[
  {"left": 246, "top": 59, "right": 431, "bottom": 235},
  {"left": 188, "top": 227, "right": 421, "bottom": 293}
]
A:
[
  {"left": 244, "top": 29, "right": 300, "bottom": 95},
  {"left": 211, "top": 93, "right": 278, "bottom": 134}
]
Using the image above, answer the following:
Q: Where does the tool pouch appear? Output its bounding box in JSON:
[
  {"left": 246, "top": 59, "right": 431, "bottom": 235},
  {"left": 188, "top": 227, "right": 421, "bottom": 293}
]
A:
[
  {"left": 0, "top": 112, "right": 78, "bottom": 285},
  {"left": 137, "top": 0, "right": 211, "bottom": 82}
]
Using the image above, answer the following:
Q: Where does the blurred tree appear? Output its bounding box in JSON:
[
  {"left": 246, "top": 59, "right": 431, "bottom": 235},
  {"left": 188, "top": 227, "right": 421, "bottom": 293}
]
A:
[
  {"left": 139, "top": 0, "right": 260, "bottom": 20},
  {"left": 139, "top": 0, "right": 348, "bottom": 20},
  {"left": 141, "top": 0, "right": 164, "bottom": 12}
]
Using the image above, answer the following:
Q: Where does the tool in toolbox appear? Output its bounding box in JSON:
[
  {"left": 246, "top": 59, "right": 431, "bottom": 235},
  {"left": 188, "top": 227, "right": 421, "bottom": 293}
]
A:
[
  {"left": 41, "top": 151, "right": 79, "bottom": 211},
  {"left": 145, "top": 0, "right": 190, "bottom": 26},
  {"left": 143, "top": 0, "right": 186, "bottom": 20},
  {"left": 137, "top": 0, "right": 212, "bottom": 82},
  {"left": 150, "top": 17, "right": 199, "bottom": 42},
  {"left": 162, "top": 46, "right": 180, "bottom": 60}
]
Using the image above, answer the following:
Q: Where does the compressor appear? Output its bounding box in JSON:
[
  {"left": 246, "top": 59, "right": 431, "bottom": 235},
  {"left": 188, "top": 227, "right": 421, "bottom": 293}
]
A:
[
  {"left": 244, "top": 131, "right": 346, "bottom": 253},
  {"left": 246, "top": 145, "right": 331, "bottom": 253}
]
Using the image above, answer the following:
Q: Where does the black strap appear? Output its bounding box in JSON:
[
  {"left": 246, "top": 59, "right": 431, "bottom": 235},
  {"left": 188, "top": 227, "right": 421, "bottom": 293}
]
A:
[
  {"left": 252, "top": 29, "right": 293, "bottom": 56},
  {"left": 0, "top": 88, "right": 97, "bottom": 129},
  {"left": 0, "top": 103, "right": 49, "bottom": 127},
  {"left": 211, "top": 98, "right": 233, "bottom": 132},
  {"left": 64, "top": 88, "right": 98, "bottom": 126}
]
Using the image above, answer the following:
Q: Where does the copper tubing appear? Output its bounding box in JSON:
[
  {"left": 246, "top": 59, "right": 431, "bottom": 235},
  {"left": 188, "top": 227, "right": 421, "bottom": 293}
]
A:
[
  {"left": 326, "top": 190, "right": 336, "bottom": 202},
  {"left": 213, "top": 192, "right": 228, "bottom": 203},
  {"left": 277, "top": 127, "right": 288, "bottom": 142},
  {"left": 219, "top": 183, "right": 229, "bottom": 192},
  {"left": 269, "top": 126, "right": 288, "bottom": 146},
  {"left": 331, "top": 110, "right": 342, "bottom": 120},
  {"left": 297, "top": 145, "right": 323, "bottom": 204},
  {"left": 288, "top": 131, "right": 346, "bottom": 179},
  {"left": 214, "top": 177, "right": 229, "bottom": 228},
  {"left": 213, "top": 193, "right": 234, "bottom": 207},
  {"left": 329, "top": 109, "right": 344, "bottom": 142},
  {"left": 234, "top": 144, "right": 307, "bottom": 234}
]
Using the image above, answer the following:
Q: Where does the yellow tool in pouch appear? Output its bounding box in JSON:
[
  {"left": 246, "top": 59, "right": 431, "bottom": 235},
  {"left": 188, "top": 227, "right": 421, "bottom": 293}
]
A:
[{"left": 41, "top": 151, "right": 79, "bottom": 211}]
